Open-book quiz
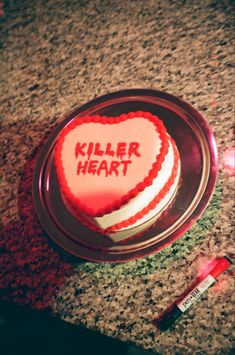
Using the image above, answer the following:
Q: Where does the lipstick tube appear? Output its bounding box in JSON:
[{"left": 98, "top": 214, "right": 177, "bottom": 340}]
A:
[{"left": 157, "top": 257, "right": 231, "bottom": 331}]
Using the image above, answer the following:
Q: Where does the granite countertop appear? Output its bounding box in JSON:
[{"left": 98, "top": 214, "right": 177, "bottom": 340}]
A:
[{"left": 0, "top": 0, "right": 234, "bottom": 354}]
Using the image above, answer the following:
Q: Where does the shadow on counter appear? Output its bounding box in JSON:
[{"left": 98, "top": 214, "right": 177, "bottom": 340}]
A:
[{"left": 0, "top": 301, "right": 156, "bottom": 355}]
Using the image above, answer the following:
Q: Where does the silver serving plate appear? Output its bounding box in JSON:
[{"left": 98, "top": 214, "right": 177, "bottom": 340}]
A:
[{"left": 32, "top": 89, "right": 218, "bottom": 262}]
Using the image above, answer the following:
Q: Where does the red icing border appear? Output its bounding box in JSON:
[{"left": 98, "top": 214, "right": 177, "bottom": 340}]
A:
[
  {"left": 54, "top": 111, "right": 169, "bottom": 218},
  {"left": 63, "top": 137, "right": 180, "bottom": 238},
  {"left": 106, "top": 137, "right": 180, "bottom": 233}
]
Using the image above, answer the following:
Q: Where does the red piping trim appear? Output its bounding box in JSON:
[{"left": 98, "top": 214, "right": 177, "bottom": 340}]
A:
[
  {"left": 54, "top": 111, "right": 169, "bottom": 217},
  {"left": 61, "top": 138, "right": 180, "bottom": 239}
]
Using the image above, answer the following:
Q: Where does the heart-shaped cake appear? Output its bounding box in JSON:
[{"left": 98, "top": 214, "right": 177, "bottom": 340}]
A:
[{"left": 54, "top": 111, "right": 180, "bottom": 242}]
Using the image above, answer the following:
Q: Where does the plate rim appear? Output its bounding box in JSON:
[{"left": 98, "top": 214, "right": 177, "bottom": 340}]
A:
[{"left": 32, "top": 89, "right": 218, "bottom": 262}]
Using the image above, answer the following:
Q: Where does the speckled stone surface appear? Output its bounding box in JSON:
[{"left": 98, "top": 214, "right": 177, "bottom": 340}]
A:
[{"left": 0, "top": 0, "right": 234, "bottom": 354}]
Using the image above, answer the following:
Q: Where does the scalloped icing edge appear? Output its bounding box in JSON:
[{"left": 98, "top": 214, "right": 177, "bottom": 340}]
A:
[
  {"left": 54, "top": 111, "right": 169, "bottom": 218},
  {"left": 58, "top": 137, "right": 180, "bottom": 240}
]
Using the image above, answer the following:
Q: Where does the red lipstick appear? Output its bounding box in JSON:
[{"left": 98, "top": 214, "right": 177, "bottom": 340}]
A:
[{"left": 156, "top": 256, "right": 231, "bottom": 331}]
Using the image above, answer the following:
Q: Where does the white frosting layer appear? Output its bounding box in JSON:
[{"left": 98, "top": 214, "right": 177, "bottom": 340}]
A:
[
  {"left": 92, "top": 137, "right": 175, "bottom": 230},
  {"left": 106, "top": 163, "right": 181, "bottom": 242},
  {"left": 59, "top": 114, "right": 181, "bottom": 242}
]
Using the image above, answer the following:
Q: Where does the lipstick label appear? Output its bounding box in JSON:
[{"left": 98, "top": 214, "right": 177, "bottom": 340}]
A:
[{"left": 177, "top": 274, "right": 215, "bottom": 313}]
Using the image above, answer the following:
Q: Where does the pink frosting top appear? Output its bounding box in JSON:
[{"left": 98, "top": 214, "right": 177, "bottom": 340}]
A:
[{"left": 54, "top": 112, "right": 168, "bottom": 217}]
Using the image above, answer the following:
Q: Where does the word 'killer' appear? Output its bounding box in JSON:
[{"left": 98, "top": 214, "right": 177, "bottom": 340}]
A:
[{"left": 75, "top": 142, "right": 141, "bottom": 176}]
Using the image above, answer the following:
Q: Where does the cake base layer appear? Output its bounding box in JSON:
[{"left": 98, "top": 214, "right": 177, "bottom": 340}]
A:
[
  {"left": 61, "top": 138, "right": 180, "bottom": 242},
  {"left": 55, "top": 112, "right": 181, "bottom": 242},
  {"left": 106, "top": 163, "right": 181, "bottom": 242}
]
